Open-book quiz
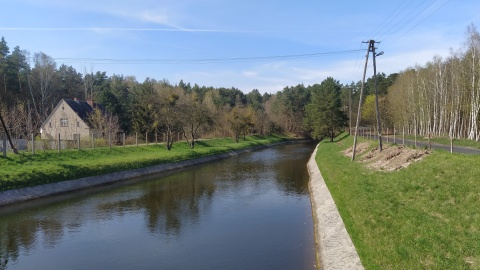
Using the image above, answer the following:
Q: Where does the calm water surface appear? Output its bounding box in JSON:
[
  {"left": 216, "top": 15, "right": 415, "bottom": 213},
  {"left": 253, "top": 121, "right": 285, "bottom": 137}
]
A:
[{"left": 0, "top": 143, "right": 316, "bottom": 270}]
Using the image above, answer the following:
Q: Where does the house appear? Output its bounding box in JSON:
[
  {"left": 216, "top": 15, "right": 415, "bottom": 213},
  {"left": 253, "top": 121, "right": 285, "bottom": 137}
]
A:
[{"left": 40, "top": 98, "right": 106, "bottom": 140}]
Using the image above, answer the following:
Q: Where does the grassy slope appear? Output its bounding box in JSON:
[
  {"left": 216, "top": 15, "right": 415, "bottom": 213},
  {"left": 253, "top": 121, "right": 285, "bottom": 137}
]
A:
[
  {"left": 315, "top": 134, "right": 480, "bottom": 269},
  {"left": 0, "top": 136, "right": 287, "bottom": 191}
]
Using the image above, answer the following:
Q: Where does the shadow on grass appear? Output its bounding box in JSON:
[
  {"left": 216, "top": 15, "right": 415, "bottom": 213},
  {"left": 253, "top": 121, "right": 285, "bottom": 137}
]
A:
[
  {"left": 0, "top": 153, "right": 34, "bottom": 163},
  {"left": 195, "top": 141, "right": 210, "bottom": 147},
  {"left": 320, "top": 133, "right": 350, "bottom": 144},
  {"left": 250, "top": 135, "right": 265, "bottom": 139},
  {"left": 335, "top": 133, "right": 350, "bottom": 142}
]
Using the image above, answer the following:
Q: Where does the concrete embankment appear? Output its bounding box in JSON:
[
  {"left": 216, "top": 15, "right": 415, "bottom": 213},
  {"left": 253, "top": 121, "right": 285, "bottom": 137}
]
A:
[
  {"left": 0, "top": 140, "right": 306, "bottom": 207},
  {"left": 307, "top": 144, "right": 364, "bottom": 270}
]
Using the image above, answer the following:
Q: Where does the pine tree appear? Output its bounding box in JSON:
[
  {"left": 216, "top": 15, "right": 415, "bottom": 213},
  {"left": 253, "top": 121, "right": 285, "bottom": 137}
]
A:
[{"left": 305, "top": 77, "right": 347, "bottom": 141}]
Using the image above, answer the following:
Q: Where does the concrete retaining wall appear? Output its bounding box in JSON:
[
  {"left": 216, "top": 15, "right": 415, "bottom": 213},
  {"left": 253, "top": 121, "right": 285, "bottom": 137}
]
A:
[{"left": 308, "top": 144, "right": 364, "bottom": 270}]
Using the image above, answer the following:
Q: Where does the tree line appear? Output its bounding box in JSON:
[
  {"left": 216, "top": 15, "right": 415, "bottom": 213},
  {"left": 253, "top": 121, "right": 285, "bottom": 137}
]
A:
[
  {"left": 386, "top": 24, "right": 480, "bottom": 140},
  {"left": 0, "top": 35, "right": 369, "bottom": 148},
  {"left": 7, "top": 22, "right": 479, "bottom": 149}
]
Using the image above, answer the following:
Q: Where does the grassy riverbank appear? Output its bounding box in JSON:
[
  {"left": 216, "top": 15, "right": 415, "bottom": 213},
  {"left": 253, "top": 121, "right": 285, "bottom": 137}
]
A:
[
  {"left": 316, "top": 134, "right": 480, "bottom": 269},
  {"left": 0, "top": 135, "right": 288, "bottom": 191}
]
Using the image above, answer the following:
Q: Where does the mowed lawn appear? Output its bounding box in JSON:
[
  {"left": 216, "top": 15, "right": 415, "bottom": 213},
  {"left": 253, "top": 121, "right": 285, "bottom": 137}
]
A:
[
  {"left": 315, "top": 135, "right": 480, "bottom": 269},
  {"left": 0, "top": 136, "right": 286, "bottom": 191}
]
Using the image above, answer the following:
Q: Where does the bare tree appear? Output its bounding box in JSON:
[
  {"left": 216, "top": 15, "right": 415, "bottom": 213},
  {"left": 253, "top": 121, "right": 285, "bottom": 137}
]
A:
[
  {"left": 155, "top": 86, "right": 181, "bottom": 150},
  {"left": 29, "top": 52, "right": 58, "bottom": 125},
  {"left": 82, "top": 65, "right": 95, "bottom": 100},
  {"left": 87, "top": 108, "right": 121, "bottom": 142},
  {"left": 464, "top": 24, "right": 480, "bottom": 140},
  {"left": 178, "top": 92, "right": 213, "bottom": 148}
]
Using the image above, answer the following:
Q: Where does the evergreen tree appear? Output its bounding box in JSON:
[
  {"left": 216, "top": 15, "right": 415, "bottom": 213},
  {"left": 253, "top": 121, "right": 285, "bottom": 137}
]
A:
[{"left": 305, "top": 77, "right": 347, "bottom": 141}]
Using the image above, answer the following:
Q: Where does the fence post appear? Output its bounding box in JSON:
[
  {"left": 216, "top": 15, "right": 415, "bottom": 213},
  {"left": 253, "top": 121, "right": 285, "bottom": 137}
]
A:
[
  {"left": 146, "top": 132, "right": 148, "bottom": 146},
  {"left": 403, "top": 127, "right": 405, "bottom": 145},
  {"left": 393, "top": 126, "right": 396, "bottom": 144},
  {"left": 32, "top": 133, "right": 36, "bottom": 155},
  {"left": 123, "top": 133, "right": 126, "bottom": 147},
  {"left": 77, "top": 134, "right": 80, "bottom": 150},
  {"left": 155, "top": 132, "right": 158, "bottom": 145},
  {"left": 2, "top": 133, "right": 6, "bottom": 158},
  {"left": 58, "top": 133, "right": 61, "bottom": 153},
  {"left": 92, "top": 133, "right": 95, "bottom": 149},
  {"left": 414, "top": 129, "right": 417, "bottom": 148},
  {"left": 428, "top": 133, "right": 431, "bottom": 150},
  {"left": 136, "top": 133, "right": 138, "bottom": 147},
  {"left": 450, "top": 136, "right": 453, "bottom": 153},
  {"left": 387, "top": 127, "right": 389, "bottom": 143},
  {"left": 109, "top": 132, "right": 112, "bottom": 148}
]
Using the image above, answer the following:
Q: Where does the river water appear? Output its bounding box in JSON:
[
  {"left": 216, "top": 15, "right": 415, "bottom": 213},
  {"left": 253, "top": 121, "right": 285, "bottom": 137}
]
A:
[{"left": 0, "top": 143, "right": 316, "bottom": 270}]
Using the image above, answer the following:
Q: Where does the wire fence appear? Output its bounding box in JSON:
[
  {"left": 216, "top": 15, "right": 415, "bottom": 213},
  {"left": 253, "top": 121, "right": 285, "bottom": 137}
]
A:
[
  {"left": 0, "top": 130, "right": 234, "bottom": 157},
  {"left": 348, "top": 127, "right": 479, "bottom": 155}
]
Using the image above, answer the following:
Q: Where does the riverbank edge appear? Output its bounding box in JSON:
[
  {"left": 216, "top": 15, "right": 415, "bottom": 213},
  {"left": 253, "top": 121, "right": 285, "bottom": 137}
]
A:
[
  {"left": 0, "top": 140, "right": 308, "bottom": 207},
  {"left": 307, "top": 143, "right": 364, "bottom": 270}
]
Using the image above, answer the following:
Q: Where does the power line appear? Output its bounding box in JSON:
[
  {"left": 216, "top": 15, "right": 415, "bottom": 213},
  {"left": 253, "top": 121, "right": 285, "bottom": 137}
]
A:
[
  {"left": 376, "top": 0, "right": 432, "bottom": 42},
  {"left": 367, "top": 0, "right": 412, "bottom": 40},
  {"left": 350, "top": 42, "right": 368, "bottom": 83},
  {"left": 35, "top": 49, "right": 363, "bottom": 65},
  {"left": 382, "top": 0, "right": 451, "bottom": 50}
]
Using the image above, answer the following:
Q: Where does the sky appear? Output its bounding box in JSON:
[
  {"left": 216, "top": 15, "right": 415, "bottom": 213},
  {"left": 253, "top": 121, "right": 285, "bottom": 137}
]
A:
[{"left": 1, "top": 0, "right": 480, "bottom": 94}]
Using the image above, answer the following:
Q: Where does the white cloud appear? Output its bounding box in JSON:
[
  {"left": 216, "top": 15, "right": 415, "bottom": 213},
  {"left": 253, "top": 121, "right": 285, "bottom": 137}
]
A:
[
  {"left": 136, "top": 11, "right": 171, "bottom": 25},
  {"left": 242, "top": 71, "right": 257, "bottom": 78}
]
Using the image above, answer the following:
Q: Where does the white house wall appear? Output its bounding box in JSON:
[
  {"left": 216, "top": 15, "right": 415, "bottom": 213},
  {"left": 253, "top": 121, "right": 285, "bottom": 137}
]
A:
[{"left": 40, "top": 100, "right": 91, "bottom": 140}]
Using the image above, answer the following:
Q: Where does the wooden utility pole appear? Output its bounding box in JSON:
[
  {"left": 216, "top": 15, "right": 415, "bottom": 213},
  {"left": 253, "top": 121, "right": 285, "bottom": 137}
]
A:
[
  {"left": 352, "top": 42, "right": 371, "bottom": 161},
  {"left": 349, "top": 87, "right": 352, "bottom": 134},
  {"left": 352, "top": 39, "right": 383, "bottom": 160},
  {"left": 0, "top": 110, "right": 18, "bottom": 154},
  {"left": 371, "top": 40, "right": 383, "bottom": 152}
]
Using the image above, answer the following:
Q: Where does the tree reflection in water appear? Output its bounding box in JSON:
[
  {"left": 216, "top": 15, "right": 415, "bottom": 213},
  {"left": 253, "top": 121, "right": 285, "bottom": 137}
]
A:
[
  {"left": 0, "top": 142, "right": 315, "bottom": 270},
  {"left": 0, "top": 167, "right": 217, "bottom": 269}
]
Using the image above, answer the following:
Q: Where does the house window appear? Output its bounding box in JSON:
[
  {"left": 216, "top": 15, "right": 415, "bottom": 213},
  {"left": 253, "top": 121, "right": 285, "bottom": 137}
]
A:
[
  {"left": 49, "top": 122, "right": 52, "bottom": 128},
  {"left": 60, "top": 118, "right": 68, "bottom": 127},
  {"left": 77, "top": 121, "right": 80, "bottom": 127}
]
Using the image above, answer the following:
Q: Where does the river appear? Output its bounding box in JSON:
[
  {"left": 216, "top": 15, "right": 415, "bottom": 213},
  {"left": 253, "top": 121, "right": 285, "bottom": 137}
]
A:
[{"left": 0, "top": 143, "right": 316, "bottom": 270}]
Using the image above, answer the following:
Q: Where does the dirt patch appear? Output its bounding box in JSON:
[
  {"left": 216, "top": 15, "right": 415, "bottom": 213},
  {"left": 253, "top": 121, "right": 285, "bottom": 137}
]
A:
[
  {"left": 344, "top": 142, "right": 429, "bottom": 171},
  {"left": 343, "top": 142, "right": 370, "bottom": 158}
]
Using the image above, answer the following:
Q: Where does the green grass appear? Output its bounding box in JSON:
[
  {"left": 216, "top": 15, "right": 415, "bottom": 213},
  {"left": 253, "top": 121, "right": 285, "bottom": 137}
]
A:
[
  {"left": 316, "top": 134, "right": 480, "bottom": 269},
  {"left": 0, "top": 135, "right": 288, "bottom": 191}
]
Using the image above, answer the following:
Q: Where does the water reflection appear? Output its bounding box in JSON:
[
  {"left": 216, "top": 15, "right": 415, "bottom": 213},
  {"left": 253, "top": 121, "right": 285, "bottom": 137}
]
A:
[
  {"left": 0, "top": 143, "right": 315, "bottom": 270},
  {"left": 96, "top": 170, "right": 216, "bottom": 235}
]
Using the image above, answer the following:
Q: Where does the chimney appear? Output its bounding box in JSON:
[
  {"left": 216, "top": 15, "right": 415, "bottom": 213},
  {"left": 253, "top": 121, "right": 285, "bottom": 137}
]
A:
[
  {"left": 87, "top": 99, "right": 94, "bottom": 108},
  {"left": 74, "top": 97, "right": 78, "bottom": 102}
]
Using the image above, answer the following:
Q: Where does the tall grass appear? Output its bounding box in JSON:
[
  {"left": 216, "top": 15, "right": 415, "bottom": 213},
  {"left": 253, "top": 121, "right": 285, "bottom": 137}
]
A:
[{"left": 316, "top": 134, "right": 480, "bottom": 269}]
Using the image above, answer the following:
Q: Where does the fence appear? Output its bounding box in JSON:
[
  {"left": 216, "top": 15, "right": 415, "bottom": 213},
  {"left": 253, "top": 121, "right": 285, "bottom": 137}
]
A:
[
  {"left": 349, "top": 127, "right": 457, "bottom": 153},
  {"left": 0, "top": 131, "right": 211, "bottom": 157}
]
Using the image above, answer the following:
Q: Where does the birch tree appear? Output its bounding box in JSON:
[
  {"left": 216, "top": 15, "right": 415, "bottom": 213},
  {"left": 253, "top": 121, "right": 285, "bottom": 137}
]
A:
[
  {"left": 29, "top": 52, "right": 58, "bottom": 123},
  {"left": 464, "top": 24, "right": 480, "bottom": 140}
]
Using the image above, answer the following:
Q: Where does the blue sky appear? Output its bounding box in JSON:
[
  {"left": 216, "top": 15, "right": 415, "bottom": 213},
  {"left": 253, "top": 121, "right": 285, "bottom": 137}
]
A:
[{"left": 1, "top": 0, "right": 480, "bottom": 93}]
